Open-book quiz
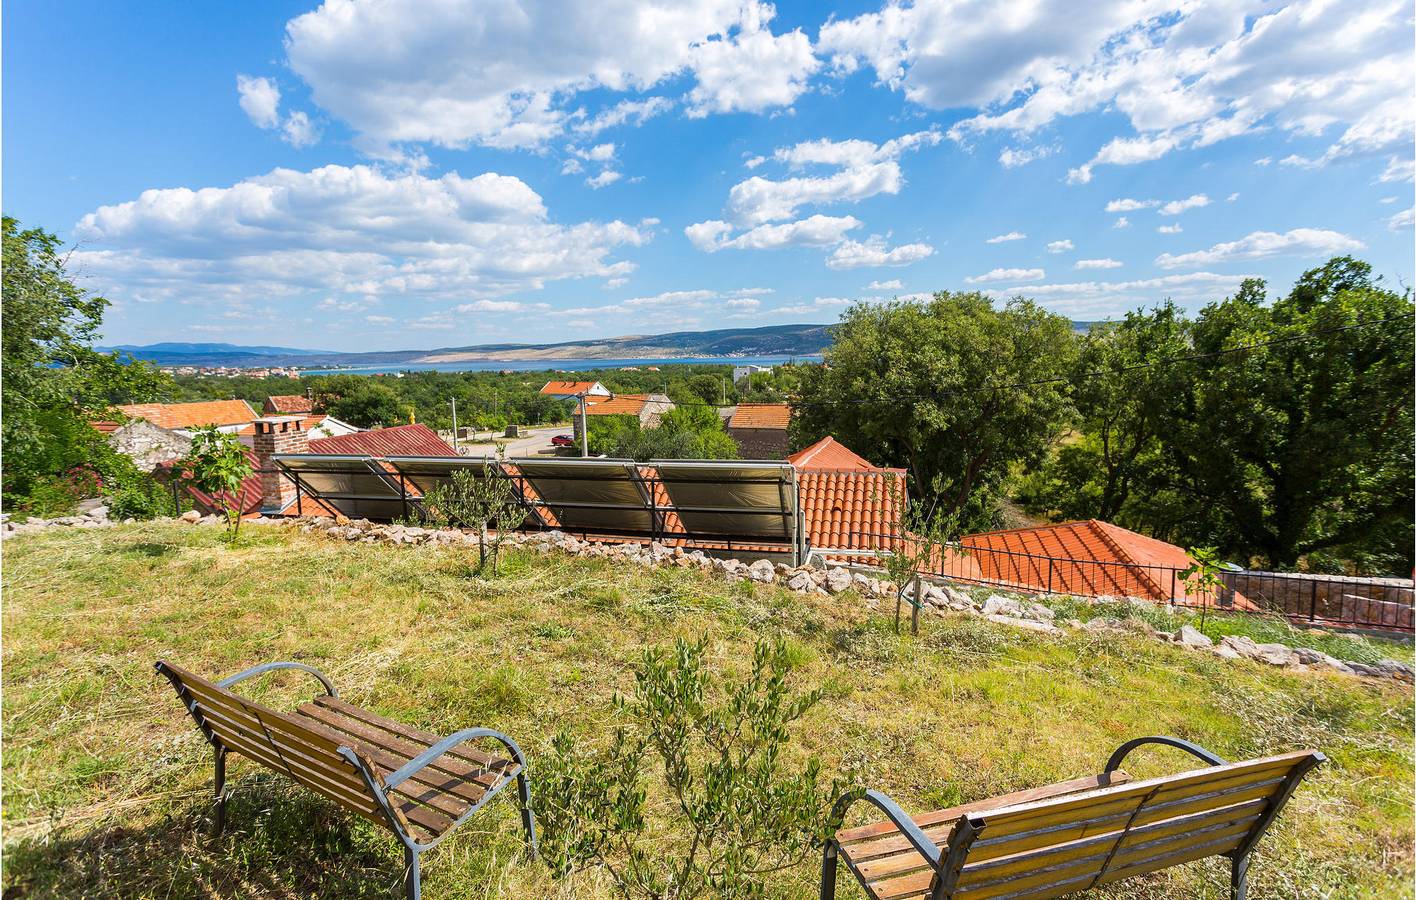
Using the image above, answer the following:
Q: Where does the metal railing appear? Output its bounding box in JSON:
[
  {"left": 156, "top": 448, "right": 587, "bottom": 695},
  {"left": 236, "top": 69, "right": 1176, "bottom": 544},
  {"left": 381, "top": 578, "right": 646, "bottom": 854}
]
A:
[{"left": 825, "top": 530, "right": 1415, "bottom": 635}]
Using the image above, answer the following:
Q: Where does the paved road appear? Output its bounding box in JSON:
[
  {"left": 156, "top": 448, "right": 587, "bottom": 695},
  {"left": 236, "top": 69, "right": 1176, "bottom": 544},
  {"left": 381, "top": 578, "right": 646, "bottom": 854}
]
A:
[{"left": 453, "top": 425, "right": 572, "bottom": 458}]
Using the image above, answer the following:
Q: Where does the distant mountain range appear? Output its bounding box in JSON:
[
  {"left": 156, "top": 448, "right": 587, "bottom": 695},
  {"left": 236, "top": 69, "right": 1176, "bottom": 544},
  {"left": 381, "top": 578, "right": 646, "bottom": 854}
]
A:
[{"left": 99, "top": 323, "right": 836, "bottom": 368}]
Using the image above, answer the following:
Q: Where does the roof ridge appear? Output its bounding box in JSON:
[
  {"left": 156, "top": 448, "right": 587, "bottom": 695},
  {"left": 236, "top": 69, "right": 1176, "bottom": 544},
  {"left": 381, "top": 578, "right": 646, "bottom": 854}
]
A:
[{"left": 1088, "top": 519, "right": 1171, "bottom": 598}]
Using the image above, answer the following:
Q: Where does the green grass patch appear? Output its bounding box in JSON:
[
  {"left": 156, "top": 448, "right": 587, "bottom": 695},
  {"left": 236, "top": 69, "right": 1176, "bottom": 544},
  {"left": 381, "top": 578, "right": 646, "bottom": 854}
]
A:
[{"left": 2, "top": 523, "right": 1412, "bottom": 899}]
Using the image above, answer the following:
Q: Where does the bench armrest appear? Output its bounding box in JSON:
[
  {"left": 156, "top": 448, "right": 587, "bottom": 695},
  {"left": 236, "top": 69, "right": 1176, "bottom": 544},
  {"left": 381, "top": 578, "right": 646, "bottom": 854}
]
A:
[
  {"left": 832, "top": 789, "right": 942, "bottom": 870},
  {"left": 218, "top": 661, "right": 339, "bottom": 698},
  {"left": 384, "top": 727, "right": 527, "bottom": 792},
  {"left": 1104, "top": 736, "right": 1227, "bottom": 774}
]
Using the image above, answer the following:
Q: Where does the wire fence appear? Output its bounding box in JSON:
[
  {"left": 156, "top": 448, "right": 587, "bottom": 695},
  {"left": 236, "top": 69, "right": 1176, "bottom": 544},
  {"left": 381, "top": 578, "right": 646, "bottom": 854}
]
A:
[{"left": 828, "top": 531, "right": 1414, "bottom": 635}]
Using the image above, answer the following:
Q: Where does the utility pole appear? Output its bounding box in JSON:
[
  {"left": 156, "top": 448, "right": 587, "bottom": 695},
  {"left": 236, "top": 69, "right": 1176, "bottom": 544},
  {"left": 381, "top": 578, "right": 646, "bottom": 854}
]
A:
[
  {"left": 450, "top": 398, "right": 459, "bottom": 453},
  {"left": 577, "top": 393, "right": 589, "bottom": 457}
]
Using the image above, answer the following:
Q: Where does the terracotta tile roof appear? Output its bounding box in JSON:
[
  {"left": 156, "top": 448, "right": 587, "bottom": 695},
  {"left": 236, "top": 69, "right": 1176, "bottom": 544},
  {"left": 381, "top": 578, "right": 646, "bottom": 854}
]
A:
[
  {"left": 117, "top": 399, "right": 257, "bottom": 430},
  {"left": 959, "top": 519, "right": 1251, "bottom": 607},
  {"left": 585, "top": 394, "right": 650, "bottom": 415},
  {"left": 309, "top": 423, "right": 458, "bottom": 457},
  {"left": 729, "top": 403, "right": 791, "bottom": 430},
  {"left": 540, "top": 380, "right": 603, "bottom": 396},
  {"left": 90, "top": 420, "right": 122, "bottom": 434},
  {"left": 798, "top": 469, "right": 907, "bottom": 553},
  {"left": 156, "top": 449, "right": 266, "bottom": 518},
  {"left": 264, "top": 394, "right": 313, "bottom": 414},
  {"left": 786, "top": 436, "right": 877, "bottom": 471}
]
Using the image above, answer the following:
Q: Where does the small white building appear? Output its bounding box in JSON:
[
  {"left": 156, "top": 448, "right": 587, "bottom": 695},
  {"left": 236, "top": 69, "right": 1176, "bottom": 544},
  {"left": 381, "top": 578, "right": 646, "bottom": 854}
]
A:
[
  {"left": 732, "top": 364, "right": 772, "bottom": 384},
  {"left": 539, "top": 380, "right": 612, "bottom": 400}
]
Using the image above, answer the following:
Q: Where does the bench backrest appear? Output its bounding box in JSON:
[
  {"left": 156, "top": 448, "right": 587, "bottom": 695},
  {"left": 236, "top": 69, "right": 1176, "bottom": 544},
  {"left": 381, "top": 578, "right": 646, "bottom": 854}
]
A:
[
  {"left": 155, "top": 660, "right": 393, "bottom": 830},
  {"left": 940, "top": 751, "right": 1323, "bottom": 899}
]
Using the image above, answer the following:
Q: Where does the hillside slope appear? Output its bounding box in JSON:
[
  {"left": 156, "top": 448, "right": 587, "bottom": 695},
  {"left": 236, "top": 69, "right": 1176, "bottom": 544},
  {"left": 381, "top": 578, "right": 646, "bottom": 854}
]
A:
[{"left": 3, "top": 523, "right": 1411, "bottom": 898}]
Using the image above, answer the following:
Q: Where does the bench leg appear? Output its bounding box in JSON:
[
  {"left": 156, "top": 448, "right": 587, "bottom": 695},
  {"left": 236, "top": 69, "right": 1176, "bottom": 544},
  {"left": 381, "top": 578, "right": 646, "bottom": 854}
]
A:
[
  {"left": 1230, "top": 853, "right": 1249, "bottom": 900},
  {"left": 403, "top": 846, "right": 421, "bottom": 900},
  {"left": 516, "top": 771, "right": 538, "bottom": 858},
  {"left": 211, "top": 746, "right": 228, "bottom": 838},
  {"left": 819, "top": 838, "right": 840, "bottom": 900}
]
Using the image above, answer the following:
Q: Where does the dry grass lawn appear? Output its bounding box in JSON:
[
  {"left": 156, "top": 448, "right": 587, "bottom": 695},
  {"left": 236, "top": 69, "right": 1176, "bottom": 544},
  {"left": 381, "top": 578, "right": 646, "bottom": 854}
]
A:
[{"left": 2, "top": 522, "right": 1412, "bottom": 898}]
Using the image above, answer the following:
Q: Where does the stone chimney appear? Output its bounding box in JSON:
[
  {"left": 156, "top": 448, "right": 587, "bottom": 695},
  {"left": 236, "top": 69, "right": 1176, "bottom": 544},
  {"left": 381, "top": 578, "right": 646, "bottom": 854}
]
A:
[{"left": 252, "top": 416, "right": 308, "bottom": 514}]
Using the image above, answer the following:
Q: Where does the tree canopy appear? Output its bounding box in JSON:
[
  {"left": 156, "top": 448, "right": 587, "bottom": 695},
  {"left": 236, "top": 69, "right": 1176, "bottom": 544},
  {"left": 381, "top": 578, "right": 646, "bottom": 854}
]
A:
[
  {"left": 1, "top": 216, "right": 169, "bottom": 511},
  {"left": 793, "top": 293, "right": 1077, "bottom": 532}
]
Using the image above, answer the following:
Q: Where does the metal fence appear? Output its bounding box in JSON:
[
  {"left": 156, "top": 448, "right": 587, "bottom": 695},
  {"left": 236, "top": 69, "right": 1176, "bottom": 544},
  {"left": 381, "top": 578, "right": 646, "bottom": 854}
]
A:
[{"left": 827, "top": 531, "right": 1415, "bottom": 635}]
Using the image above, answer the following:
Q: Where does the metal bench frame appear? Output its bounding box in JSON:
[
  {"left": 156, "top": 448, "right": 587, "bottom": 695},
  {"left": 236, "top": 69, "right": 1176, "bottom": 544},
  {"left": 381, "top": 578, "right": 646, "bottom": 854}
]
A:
[
  {"left": 821, "top": 736, "right": 1324, "bottom": 900},
  {"left": 157, "top": 660, "right": 536, "bottom": 900}
]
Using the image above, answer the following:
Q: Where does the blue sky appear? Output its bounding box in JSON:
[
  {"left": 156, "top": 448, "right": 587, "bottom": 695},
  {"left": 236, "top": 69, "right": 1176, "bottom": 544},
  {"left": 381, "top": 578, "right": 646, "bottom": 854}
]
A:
[{"left": 5, "top": 0, "right": 1413, "bottom": 352}]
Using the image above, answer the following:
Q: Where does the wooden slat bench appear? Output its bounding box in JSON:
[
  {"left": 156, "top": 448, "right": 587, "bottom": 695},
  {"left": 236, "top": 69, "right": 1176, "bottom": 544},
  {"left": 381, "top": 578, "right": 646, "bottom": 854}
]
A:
[
  {"left": 156, "top": 659, "right": 536, "bottom": 899},
  {"left": 821, "top": 737, "right": 1324, "bottom": 900}
]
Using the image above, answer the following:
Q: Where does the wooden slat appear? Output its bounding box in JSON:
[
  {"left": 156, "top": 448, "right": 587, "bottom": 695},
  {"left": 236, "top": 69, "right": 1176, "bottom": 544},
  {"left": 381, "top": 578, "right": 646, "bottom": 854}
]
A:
[
  {"left": 956, "top": 797, "right": 1268, "bottom": 889},
  {"left": 206, "top": 716, "right": 450, "bottom": 840},
  {"left": 970, "top": 753, "right": 1310, "bottom": 836},
  {"left": 164, "top": 665, "right": 456, "bottom": 840},
  {"left": 311, "top": 697, "right": 514, "bottom": 771},
  {"left": 953, "top": 809, "right": 1263, "bottom": 899},
  {"left": 287, "top": 704, "right": 492, "bottom": 820},
  {"left": 298, "top": 701, "right": 512, "bottom": 792},
  {"left": 836, "top": 773, "right": 1130, "bottom": 846},
  {"left": 965, "top": 773, "right": 1288, "bottom": 864},
  {"left": 203, "top": 719, "right": 382, "bottom": 817}
]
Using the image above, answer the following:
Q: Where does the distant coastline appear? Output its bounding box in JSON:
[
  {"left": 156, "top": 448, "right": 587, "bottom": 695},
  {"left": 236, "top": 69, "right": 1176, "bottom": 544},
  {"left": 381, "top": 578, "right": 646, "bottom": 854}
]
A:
[{"left": 300, "top": 354, "right": 822, "bottom": 377}]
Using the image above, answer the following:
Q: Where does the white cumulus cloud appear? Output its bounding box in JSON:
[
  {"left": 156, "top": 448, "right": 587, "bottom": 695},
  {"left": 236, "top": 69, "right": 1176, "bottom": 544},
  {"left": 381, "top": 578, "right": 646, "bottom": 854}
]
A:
[
  {"left": 965, "top": 267, "right": 1045, "bottom": 284},
  {"left": 1046, "top": 239, "right": 1074, "bottom": 253},
  {"left": 819, "top": 0, "right": 1411, "bottom": 181},
  {"left": 986, "top": 231, "right": 1026, "bottom": 243},
  {"left": 721, "top": 129, "right": 941, "bottom": 226},
  {"left": 684, "top": 214, "right": 861, "bottom": 251},
  {"left": 1157, "top": 224, "right": 1183, "bottom": 234},
  {"left": 1389, "top": 207, "right": 1415, "bottom": 231},
  {"left": 685, "top": 4, "right": 819, "bottom": 116},
  {"left": 1159, "top": 193, "right": 1210, "bottom": 215},
  {"left": 237, "top": 75, "right": 281, "bottom": 128},
  {"left": 1075, "top": 258, "right": 1123, "bottom": 269},
  {"left": 1155, "top": 228, "right": 1364, "bottom": 269},
  {"left": 70, "top": 164, "right": 650, "bottom": 307},
  {"left": 867, "top": 278, "right": 903, "bottom": 290},
  {"left": 826, "top": 237, "right": 934, "bottom": 269},
  {"left": 282, "top": 0, "right": 814, "bottom": 151}
]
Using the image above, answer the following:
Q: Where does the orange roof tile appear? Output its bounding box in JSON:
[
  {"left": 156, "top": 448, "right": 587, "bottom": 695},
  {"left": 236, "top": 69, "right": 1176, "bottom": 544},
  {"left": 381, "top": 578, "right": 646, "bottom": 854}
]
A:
[
  {"left": 798, "top": 469, "right": 907, "bottom": 554},
  {"left": 264, "top": 394, "right": 313, "bottom": 414},
  {"left": 540, "top": 380, "right": 603, "bottom": 396},
  {"left": 729, "top": 403, "right": 791, "bottom": 430},
  {"left": 959, "top": 519, "right": 1250, "bottom": 607},
  {"left": 117, "top": 399, "right": 257, "bottom": 429},
  {"left": 310, "top": 423, "right": 457, "bottom": 457},
  {"left": 787, "top": 436, "right": 878, "bottom": 470},
  {"left": 585, "top": 394, "right": 651, "bottom": 415}
]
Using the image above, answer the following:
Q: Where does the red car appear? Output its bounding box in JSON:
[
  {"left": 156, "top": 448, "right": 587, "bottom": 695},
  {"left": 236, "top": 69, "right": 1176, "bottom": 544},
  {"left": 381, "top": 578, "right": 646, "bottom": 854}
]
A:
[{"left": 551, "top": 434, "right": 576, "bottom": 447}]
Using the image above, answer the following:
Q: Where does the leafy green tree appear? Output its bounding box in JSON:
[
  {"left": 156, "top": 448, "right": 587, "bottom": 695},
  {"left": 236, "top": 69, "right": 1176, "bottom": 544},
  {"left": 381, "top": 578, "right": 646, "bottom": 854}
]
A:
[
  {"left": 794, "top": 294, "right": 1076, "bottom": 532},
  {"left": 1, "top": 216, "right": 169, "bottom": 510},
  {"left": 537, "top": 637, "right": 841, "bottom": 898},
  {"left": 588, "top": 403, "right": 740, "bottom": 461},
  {"left": 1164, "top": 258, "right": 1414, "bottom": 570},
  {"left": 182, "top": 426, "right": 253, "bottom": 536},
  {"left": 420, "top": 461, "right": 526, "bottom": 574},
  {"left": 326, "top": 381, "right": 406, "bottom": 428},
  {"left": 1017, "top": 302, "right": 1190, "bottom": 524}
]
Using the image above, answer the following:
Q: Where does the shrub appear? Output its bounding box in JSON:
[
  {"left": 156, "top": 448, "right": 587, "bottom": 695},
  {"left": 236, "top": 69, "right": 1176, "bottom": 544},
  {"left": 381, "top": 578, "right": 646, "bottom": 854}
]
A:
[
  {"left": 538, "top": 637, "right": 842, "bottom": 898},
  {"left": 106, "top": 470, "right": 180, "bottom": 520}
]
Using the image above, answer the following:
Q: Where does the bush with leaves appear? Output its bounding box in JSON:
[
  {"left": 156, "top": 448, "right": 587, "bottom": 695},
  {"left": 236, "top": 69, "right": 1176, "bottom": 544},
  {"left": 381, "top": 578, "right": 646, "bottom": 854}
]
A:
[
  {"left": 538, "top": 637, "right": 843, "bottom": 898},
  {"left": 181, "top": 426, "right": 253, "bottom": 536},
  {"left": 420, "top": 461, "right": 525, "bottom": 574}
]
